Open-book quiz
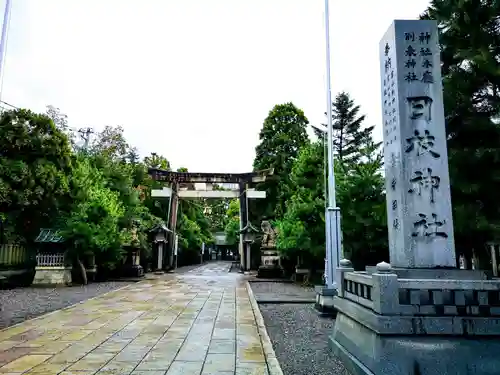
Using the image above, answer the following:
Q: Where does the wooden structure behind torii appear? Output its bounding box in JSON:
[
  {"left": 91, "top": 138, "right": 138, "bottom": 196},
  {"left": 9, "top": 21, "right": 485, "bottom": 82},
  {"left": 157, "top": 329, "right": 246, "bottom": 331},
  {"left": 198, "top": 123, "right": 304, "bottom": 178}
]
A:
[{"left": 148, "top": 168, "right": 273, "bottom": 271}]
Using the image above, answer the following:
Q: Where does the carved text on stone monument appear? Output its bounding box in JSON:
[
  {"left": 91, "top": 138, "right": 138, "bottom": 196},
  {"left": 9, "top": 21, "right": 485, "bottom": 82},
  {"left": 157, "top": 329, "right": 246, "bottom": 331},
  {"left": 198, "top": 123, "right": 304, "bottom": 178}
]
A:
[
  {"left": 402, "top": 30, "right": 434, "bottom": 84},
  {"left": 411, "top": 213, "right": 448, "bottom": 239},
  {"left": 408, "top": 167, "right": 440, "bottom": 203},
  {"left": 405, "top": 129, "right": 440, "bottom": 158}
]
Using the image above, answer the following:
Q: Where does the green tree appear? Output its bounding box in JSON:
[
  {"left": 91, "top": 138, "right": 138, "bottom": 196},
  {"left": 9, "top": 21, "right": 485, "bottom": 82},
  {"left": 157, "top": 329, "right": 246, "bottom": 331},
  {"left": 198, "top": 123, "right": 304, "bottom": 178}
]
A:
[
  {"left": 177, "top": 200, "right": 212, "bottom": 249},
  {"left": 275, "top": 141, "right": 326, "bottom": 267},
  {"left": 0, "top": 109, "right": 73, "bottom": 243},
  {"left": 91, "top": 125, "right": 130, "bottom": 161},
  {"left": 144, "top": 152, "right": 170, "bottom": 170},
  {"left": 252, "top": 102, "right": 310, "bottom": 220},
  {"left": 276, "top": 135, "right": 387, "bottom": 271},
  {"left": 46, "top": 105, "right": 76, "bottom": 148},
  {"left": 137, "top": 153, "right": 172, "bottom": 222},
  {"left": 336, "top": 149, "right": 388, "bottom": 270},
  {"left": 88, "top": 127, "right": 167, "bottom": 267},
  {"left": 422, "top": 0, "right": 500, "bottom": 267},
  {"left": 224, "top": 199, "right": 240, "bottom": 246},
  {"left": 61, "top": 156, "right": 126, "bottom": 284},
  {"left": 203, "top": 185, "right": 231, "bottom": 232},
  {"left": 315, "top": 92, "right": 378, "bottom": 167}
]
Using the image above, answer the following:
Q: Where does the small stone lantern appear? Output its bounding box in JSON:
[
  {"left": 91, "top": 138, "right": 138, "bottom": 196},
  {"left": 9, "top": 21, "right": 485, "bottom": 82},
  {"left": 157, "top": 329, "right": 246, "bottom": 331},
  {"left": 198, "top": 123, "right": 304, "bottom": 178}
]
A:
[
  {"left": 238, "top": 223, "right": 260, "bottom": 272},
  {"left": 150, "top": 223, "right": 171, "bottom": 274}
]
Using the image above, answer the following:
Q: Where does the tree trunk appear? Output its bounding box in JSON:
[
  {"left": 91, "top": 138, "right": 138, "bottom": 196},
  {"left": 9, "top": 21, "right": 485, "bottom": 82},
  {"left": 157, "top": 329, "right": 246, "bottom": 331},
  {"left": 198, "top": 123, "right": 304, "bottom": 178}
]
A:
[{"left": 76, "top": 255, "right": 87, "bottom": 285}]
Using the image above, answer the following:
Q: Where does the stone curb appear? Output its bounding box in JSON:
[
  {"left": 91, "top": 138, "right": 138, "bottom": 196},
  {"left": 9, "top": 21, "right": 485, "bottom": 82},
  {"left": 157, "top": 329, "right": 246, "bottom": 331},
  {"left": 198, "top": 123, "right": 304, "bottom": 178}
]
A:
[
  {"left": 0, "top": 281, "right": 137, "bottom": 334},
  {"left": 246, "top": 281, "right": 284, "bottom": 375}
]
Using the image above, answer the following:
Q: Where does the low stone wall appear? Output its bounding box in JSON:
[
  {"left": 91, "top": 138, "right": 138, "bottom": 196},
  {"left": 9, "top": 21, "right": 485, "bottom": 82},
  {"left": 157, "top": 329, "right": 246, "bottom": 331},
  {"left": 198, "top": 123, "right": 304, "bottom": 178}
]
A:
[{"left": 32, "top": 266, "right": 72, "bottom": 286}]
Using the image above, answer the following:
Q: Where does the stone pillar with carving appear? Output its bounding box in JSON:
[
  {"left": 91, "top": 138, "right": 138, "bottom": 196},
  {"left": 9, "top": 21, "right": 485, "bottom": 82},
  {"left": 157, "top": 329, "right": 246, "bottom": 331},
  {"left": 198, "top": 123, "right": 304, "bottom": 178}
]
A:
[{"left": 381, "top": 20, "right": 456, "bottom": 269}]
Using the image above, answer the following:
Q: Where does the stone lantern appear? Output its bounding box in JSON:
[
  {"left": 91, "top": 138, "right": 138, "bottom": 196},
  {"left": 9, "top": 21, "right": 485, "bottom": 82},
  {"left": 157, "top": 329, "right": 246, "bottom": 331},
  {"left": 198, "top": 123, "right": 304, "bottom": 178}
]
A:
[
  {"left": 238, "top": 223, "right": 260, "bottom": 272},
  {"left": 121, "top": 219, "right": 144, "bottom": 278},
  {"left": 150, "top": 223, "right": 171, "bottom": 274}
]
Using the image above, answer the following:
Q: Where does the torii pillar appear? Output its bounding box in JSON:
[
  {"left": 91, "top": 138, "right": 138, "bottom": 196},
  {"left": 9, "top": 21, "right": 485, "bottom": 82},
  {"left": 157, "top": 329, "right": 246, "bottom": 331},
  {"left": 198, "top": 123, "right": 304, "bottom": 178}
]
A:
[{"left": 239, "top": 182, "right": 248, "bottom": 271}]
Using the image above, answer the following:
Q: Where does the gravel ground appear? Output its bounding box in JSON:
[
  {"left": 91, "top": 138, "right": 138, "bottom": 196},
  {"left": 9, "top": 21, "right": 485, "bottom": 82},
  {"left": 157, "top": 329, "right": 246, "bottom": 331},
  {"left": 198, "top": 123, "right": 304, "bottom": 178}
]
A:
[
  {"left": 259, "top": 303, "right": 350, "bottom": 375},
  {"left": 0, "top": 281, "right": 132, "bottom": 329},
  {"left": 250, "top": 281, "right": 316, "bottom": 301}
]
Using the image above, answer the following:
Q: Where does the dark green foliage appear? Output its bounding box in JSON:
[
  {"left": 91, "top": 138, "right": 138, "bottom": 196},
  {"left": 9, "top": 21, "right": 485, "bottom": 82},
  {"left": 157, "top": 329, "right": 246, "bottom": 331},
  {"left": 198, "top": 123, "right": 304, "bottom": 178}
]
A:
[
  {"left": 315, "top": 92, "right": 380, "bottom": 167},
  {"left": 274, "top": 139, "right": 388, "bottom": 270},
  {"left": 273, "top": 94, "right": 388, "bottom": 271},
  {"left": 224, "top": 199, "right": 241, "bottom": 246},
  {"left": 422, "top": 0, "right": 500, "bottom": 266},
  {"left": 0, "top": 108, "right": 214, "bottom": 277},
  {"left": 204, "top": 185, "right": 231, "bottom": 233},
  {"left": 337, "top": 150, "right": 388, "bottom": 270},
  {"left": 275, "top": 141, "right": 326, "bottom": 265},
  {"left": 252, "top": 102, "right": 310, "bottom": 220},
  {"left": 0, "top": 109, "right": 73, "bottom": 243}
]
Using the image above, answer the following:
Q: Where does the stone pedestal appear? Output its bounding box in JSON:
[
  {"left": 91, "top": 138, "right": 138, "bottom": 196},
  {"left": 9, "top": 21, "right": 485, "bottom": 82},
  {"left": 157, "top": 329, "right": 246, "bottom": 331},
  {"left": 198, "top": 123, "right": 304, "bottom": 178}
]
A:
[
  {"left": 330, "top": 261, "right": 500, "bottom": 375},
  {"left": 315, "top": 286, "right": 337, "bottom": 317},
  {"left": 257, "top": 249, "right": 283, "bottom": 279},
  {"left": 33, "top": 267, "right": 72, "bottom": 286}
]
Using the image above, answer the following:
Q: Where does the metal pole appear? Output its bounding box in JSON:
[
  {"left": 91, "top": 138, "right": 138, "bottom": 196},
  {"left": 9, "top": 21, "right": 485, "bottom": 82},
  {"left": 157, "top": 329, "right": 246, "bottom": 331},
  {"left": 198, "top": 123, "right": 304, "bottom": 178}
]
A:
[
  {"left": 0, "top": 0, "right": 11, "bottom": 103},
  {"left": 324, "top": 0, "right": 340, "bottom": 290},
  {"left": 325, "top": 0, "right": 335, "bottom": 207},
  {"left": 323, "top": 132, "right": 329, "bottom": 284}
]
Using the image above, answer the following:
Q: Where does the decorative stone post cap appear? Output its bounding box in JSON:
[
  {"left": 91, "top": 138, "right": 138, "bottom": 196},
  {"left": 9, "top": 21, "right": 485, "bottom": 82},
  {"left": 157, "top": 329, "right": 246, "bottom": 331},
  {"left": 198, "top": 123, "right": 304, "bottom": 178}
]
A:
[
  {"left": 339, "top": 259, "right": 352, "bottom": 268},
  {"left": 376, "top": 261, "right": 392, "bottom": 273}
]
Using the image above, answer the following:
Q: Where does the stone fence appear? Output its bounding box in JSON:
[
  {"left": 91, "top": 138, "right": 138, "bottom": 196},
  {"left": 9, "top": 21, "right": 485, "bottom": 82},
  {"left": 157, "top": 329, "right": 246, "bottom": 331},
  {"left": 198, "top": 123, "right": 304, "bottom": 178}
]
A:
[
  {"left": 36, "top": 253, "right": 65, "bottom": 267},
  {"left": 337, "top": 261, "right": 500, "bottom": 333}
]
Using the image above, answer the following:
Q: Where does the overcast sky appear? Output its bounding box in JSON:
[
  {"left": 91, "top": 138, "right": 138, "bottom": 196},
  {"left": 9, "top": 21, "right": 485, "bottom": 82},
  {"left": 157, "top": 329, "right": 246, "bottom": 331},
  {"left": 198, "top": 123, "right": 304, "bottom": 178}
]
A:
[{"left": 2, "top": 0, "right": 430, "bottom": 172}]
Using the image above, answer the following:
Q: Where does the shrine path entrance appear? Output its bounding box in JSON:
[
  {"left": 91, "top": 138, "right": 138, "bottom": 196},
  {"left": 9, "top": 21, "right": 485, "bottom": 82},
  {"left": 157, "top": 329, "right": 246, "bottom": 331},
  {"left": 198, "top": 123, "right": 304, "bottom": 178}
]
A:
[{"left": 0, "top": 262, "right": 281, "bottom": 375}]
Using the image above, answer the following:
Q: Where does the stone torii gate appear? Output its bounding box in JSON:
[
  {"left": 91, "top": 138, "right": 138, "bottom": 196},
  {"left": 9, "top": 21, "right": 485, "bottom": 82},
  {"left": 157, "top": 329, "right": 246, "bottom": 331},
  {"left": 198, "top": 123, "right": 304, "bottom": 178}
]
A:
[{"left": 148, "top": 168, "right": 272, "bottom": 271}]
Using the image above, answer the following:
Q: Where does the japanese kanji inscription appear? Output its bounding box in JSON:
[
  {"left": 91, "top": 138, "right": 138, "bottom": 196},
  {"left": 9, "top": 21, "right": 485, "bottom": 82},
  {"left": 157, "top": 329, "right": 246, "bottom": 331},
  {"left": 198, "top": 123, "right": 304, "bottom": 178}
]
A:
[
  {"left": 402, "top": 27, "right": 434, "bottom": 85},
  {"left": 379, "top": 20, "right": 456, "bottom": 268},
  {"left": 382, "top": 41, "right": 398, "bottom": 147}
]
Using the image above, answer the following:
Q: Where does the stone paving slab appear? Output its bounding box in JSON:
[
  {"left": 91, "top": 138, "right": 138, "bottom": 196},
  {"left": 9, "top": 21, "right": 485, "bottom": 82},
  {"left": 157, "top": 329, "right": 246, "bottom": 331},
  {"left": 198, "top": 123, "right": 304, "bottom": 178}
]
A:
[{"left": 0, "top": 262, "right": 282, "bottom": 375}]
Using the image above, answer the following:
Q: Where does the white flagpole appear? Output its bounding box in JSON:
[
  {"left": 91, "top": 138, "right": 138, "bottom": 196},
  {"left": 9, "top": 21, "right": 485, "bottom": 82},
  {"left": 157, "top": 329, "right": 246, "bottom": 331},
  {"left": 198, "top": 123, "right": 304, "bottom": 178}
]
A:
[
  {"left": 324, "top": 0, "right": 341, "bottom": 289},
  {"left": 0, "top": 0, "right": 12, "bottom": 103}
]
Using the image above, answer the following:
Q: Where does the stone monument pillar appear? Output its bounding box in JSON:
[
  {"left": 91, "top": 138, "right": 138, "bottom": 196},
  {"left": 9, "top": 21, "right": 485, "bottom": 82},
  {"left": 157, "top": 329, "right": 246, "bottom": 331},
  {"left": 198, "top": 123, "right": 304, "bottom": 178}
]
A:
[
  {"left": 381, "top": 20, "right": 455, "bottom": 269},
  {"left": 329, "top": 20, "right": 500, "bottom": 375}
]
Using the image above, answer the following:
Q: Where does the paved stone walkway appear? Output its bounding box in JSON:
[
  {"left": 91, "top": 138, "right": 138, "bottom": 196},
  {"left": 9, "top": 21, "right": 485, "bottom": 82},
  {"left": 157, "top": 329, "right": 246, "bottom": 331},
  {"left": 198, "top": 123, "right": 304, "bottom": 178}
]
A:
[{"left": 0, "top": 262, "right": 282, "bottom": 375}]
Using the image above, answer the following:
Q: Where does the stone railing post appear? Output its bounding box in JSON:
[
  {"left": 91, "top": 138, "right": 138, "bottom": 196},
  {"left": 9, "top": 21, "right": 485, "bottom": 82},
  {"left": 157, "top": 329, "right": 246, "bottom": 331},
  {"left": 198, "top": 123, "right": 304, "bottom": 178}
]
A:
[
  {"left": 371, "top": 261, "right": 399, "bottom": 315},
  {"left": 336, "top": 258, "right": 354, "bottom": 298}
]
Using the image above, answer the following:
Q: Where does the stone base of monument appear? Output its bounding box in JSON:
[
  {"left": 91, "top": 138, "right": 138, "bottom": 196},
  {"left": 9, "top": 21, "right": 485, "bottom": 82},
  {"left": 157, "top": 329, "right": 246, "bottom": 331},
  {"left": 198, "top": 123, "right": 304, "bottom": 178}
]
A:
[
  {"left": 315, "top": 286, "right": 337, "bottom": 317},
  {"left": 257, "top": 265, "right": 284, "bottom": 279},
  {"left": 257, "top": 250, "right": 283, "bottom": 279},
  {"left": 121, "top": 264, "right": 144, "bottom": 278},
  {"left": 329, "top": 260, "right": 500, "bottom": 375}
]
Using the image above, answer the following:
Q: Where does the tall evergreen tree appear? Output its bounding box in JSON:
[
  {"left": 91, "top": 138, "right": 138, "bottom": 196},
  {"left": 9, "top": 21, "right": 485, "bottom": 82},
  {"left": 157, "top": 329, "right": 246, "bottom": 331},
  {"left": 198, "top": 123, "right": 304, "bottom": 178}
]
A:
[
  {"left": 275, "top": 141, "right": 326, "bottom": 266},
  {"left": 315, "top": 92, "right": 379, "bottom": 167},
  {"left": 251, "top": 102, "right": 309, "bottom": 220},
  {"left": 422, "top": 0, "right": 500, "bottom": 267}
]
